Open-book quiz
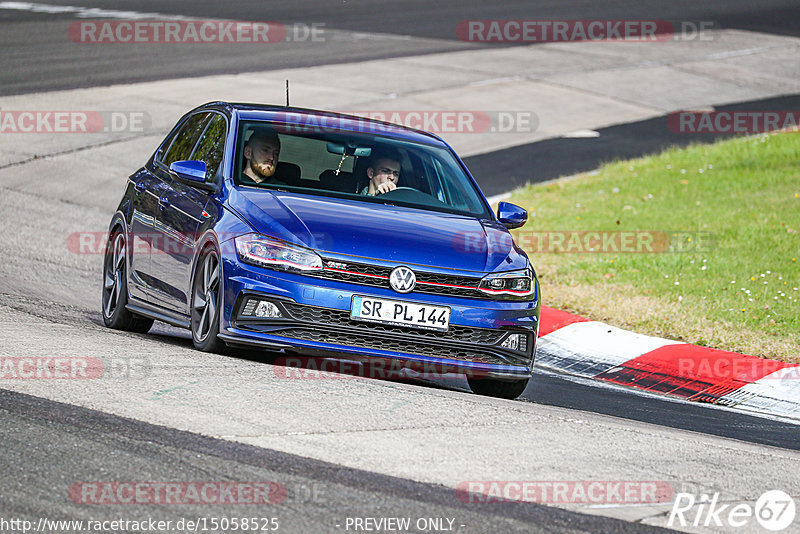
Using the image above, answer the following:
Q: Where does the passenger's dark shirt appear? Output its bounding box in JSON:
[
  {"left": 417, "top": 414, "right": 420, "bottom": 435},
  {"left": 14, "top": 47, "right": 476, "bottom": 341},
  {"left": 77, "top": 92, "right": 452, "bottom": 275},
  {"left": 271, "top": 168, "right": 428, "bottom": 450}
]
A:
[{"left": 239, "top": 172, "right": 288, "bottom": 187}]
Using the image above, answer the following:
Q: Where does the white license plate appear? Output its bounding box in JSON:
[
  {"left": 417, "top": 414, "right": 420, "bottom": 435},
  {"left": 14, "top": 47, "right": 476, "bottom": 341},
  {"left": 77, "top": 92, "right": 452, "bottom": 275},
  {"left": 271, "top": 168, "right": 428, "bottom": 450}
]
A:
[{"left": 350, "top": 295, "right": 450, "bottom": 332}]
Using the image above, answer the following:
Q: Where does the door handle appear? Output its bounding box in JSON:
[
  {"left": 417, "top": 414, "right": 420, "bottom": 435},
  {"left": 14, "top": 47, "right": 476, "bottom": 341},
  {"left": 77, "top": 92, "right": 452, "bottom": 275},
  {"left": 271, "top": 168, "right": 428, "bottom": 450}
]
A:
[
  {"left": 159, "top": 197, "right": 170, "bottom": 210},
  {"left": 134, "top": 182, "right": 146, "bottom": 194}
]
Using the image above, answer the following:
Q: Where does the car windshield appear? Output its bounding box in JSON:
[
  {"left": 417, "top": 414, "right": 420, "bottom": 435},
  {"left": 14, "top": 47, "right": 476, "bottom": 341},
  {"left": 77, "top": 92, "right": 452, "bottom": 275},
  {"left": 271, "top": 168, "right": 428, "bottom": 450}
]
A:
[{"left": 234, "top": 119, "right": 491, "bottom": 218}]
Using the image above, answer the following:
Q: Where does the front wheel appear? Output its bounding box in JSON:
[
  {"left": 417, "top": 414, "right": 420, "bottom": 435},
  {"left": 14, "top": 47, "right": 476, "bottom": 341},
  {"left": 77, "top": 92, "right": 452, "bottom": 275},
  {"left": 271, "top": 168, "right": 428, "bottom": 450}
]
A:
[
  {"left": 101, "top": 229, "right": 154, "bottom": 333},
  {"left": 191, "top": 245, "right": 226, "bottom": 353},
  {"left": 468, "top": 376, "right": 530, "bottom": 399}
]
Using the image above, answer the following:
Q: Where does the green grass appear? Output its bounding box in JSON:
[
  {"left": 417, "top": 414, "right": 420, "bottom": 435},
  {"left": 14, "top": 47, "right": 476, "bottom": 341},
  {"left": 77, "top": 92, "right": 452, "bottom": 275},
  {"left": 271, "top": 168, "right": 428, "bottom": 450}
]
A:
[{"left": 508, "top": 131, "right": 800, "bottom": 361}]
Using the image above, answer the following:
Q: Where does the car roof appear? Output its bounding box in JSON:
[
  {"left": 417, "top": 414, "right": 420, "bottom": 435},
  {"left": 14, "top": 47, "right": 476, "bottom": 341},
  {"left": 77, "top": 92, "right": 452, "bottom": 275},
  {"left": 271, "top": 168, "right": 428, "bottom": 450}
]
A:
[{"left": 200, "top": 101, "right": 449, "bottom": 147}]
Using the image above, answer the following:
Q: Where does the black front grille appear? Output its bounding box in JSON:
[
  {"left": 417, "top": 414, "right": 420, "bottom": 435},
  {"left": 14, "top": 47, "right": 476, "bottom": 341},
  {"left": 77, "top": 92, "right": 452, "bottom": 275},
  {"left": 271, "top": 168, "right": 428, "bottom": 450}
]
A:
[
  {"left": 308, "top": 258, "right": 488, "bottom": 299},
  {"left": 274, "top": 328, "right": 508, "bottom": 365},
  {"left": 312, "top": 268, "right": 386, "bottom": 285},
  {"left": 235, "top": 298, "right": 534, "bottom": 367},
  {"left": 415, "top": 283, "right": 480, "bottom": 298},
  {"left": 280, "top": 302, "right": 505, "bottom": 345}
]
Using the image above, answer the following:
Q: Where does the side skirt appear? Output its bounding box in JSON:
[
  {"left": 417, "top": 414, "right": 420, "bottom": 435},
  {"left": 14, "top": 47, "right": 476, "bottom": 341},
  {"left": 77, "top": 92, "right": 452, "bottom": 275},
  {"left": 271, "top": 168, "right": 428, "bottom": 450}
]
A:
[{"left": 126, "top": 298, "right": 191, "bottom": 329}]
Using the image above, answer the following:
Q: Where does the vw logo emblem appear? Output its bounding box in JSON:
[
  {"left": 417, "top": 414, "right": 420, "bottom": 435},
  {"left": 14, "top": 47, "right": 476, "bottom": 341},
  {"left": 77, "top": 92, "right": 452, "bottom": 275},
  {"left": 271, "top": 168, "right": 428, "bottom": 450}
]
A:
[{"left": 389, "top": 266, "right": 416, "bottom": 293}]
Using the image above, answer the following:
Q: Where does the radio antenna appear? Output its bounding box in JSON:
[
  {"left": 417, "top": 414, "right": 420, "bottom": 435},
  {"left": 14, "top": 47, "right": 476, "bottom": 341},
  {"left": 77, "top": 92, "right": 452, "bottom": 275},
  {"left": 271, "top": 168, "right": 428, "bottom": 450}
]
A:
[{"left": 285, "top": 80, "right": 290, "bottom": 107}]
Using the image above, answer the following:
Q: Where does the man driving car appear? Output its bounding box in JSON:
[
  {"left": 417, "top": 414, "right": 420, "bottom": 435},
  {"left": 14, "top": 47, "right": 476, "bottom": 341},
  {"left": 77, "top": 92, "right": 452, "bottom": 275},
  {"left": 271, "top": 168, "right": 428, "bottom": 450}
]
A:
[{"left": 360, "top": 150, "right": 401, "bottom": 196}]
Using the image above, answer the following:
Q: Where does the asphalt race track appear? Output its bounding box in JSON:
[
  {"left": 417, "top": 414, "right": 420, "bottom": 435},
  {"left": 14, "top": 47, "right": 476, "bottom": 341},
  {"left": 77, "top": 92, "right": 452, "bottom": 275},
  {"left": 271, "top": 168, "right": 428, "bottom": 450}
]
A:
[
  {"left": 1, "top": 389, "right": 662, "bottom": 534},
  {"left": 2, "top": 0, "right": 800, "bottom": 96},
  {"left": 1, "top": 2, "right": 799, "bottom": 533},
  {"left": 465, "top": 93, "right": 800, "bottom": 195}
]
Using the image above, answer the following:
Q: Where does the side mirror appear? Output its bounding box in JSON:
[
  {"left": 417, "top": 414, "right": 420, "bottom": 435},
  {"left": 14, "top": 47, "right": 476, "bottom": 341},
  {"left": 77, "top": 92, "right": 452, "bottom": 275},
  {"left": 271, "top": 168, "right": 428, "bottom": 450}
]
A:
[
  {"left": 169, "top": 160, "right": 215, "bottom": 191},
  {"left": 497, "top": 201, "right": 527, "bottom": 229}
]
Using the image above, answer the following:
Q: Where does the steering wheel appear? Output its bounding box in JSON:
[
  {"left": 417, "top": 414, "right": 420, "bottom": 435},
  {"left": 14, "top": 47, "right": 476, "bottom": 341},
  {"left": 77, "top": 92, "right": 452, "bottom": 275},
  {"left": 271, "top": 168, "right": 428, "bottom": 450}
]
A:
[
  {"left": 374, "top": 186, "right": 418, "bottom": 196},
  {"left": 375, "top": 186, "right": 445, "bottom": 207}
]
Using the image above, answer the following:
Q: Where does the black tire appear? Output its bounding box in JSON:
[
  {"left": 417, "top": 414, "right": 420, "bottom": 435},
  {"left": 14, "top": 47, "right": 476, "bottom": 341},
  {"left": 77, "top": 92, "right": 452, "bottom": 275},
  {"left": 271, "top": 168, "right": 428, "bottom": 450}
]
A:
[
  {"left": 191, "top": 245, "right": 226, "bottom": 353},
  {"left": 102, "top": 229, "right": 154, "bottom": 333},
  {"left": 468, "top": 376, "right": 530, "bottom": 399}
]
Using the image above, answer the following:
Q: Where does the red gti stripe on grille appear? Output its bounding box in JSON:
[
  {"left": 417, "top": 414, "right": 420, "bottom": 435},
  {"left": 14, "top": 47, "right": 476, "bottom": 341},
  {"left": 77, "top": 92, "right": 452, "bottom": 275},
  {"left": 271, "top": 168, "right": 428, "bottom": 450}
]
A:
[{"left": 416, "top": 280, "right": 478, "bottom": 290}]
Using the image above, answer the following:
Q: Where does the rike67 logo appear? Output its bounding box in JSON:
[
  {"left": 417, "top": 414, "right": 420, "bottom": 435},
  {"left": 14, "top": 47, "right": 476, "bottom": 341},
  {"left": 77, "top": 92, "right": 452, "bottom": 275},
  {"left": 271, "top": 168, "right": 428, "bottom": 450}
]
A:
[{"left": 669, "top": 490, "right": 796, "bottom": 531}]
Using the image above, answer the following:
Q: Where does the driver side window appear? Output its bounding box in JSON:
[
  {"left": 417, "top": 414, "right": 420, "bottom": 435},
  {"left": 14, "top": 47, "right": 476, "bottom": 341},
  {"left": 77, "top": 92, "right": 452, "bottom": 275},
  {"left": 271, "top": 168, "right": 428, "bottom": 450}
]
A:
[{"left": 161, "top": 112, "right": 210, "bottom": 167}]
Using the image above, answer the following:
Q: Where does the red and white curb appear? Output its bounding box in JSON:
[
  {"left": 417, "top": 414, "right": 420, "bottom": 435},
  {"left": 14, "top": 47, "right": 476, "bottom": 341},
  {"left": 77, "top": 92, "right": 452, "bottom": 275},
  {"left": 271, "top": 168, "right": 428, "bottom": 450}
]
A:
[{"left": 536, "top": 307, "right": 800, "bottom": 421}]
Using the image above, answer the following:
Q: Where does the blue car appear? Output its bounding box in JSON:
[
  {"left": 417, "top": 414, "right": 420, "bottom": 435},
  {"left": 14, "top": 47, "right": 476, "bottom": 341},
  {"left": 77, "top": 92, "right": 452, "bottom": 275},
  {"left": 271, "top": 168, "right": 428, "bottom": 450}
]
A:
[{"left": 102, "top": 102, "right": 540, "bottom": 399}]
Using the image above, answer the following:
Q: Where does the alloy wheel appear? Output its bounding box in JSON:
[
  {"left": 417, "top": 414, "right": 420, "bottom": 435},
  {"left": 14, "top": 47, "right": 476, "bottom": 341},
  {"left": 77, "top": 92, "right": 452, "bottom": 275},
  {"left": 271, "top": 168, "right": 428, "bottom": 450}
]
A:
[
  {"left": 103, "top": 232, "right": 125, "bottom": 319},
  {"left": 192, "top": 249, "right": 220, "bottom": 343}
]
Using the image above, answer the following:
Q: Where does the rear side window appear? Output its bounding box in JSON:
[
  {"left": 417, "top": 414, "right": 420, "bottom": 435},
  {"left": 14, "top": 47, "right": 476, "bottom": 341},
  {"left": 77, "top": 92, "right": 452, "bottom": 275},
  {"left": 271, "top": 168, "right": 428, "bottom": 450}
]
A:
[
  {"left": 274, "top": 133, "right": 354, "bottom": 179},
  {"left": 162, "top": 112, "right": 210, "bottom": 167},
  {"left": 190, "top": 114, "right": 227, "bottom": 180}
]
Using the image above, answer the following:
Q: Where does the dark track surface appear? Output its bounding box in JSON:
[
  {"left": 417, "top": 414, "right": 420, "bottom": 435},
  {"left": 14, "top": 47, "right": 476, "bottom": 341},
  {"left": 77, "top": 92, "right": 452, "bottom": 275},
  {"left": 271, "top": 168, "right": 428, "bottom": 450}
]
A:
[
  {"left": 524, "top": 371, "right": 800, "bottom": 451},
  {"left": 0, "top": 358, "right": 796, "bottom": 534},
  {"left": 464, "top": 94, "right": 800, "bottom": 195},
  {"left": 261, "top": 354, "right": 800, "bottom": 451},
  {"left": 2, "top": 3, "right": 799, "bottom": 532},
  {"left": 2, "top": 0, "right": 799, "bottom": 95},
  {"left": 0, "top": 388, "right": 667, "bottom": 534}
]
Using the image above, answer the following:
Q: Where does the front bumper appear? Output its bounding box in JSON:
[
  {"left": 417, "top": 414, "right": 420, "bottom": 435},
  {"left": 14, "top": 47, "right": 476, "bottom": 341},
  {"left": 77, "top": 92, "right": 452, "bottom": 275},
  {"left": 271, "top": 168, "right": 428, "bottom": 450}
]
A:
[{"left": 219, "top": 255, "right": 540, "bottom": 380}]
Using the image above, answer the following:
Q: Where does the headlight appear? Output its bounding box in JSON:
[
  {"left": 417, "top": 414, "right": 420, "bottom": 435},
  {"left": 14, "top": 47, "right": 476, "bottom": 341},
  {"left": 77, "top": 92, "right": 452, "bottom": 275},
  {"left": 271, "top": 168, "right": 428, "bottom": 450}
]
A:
[
  {"left": 479, "top": 269, "right": 536, "bottom": 300},
  {"left": 235, "top": 234, "right": 322, "bottom": 272}
]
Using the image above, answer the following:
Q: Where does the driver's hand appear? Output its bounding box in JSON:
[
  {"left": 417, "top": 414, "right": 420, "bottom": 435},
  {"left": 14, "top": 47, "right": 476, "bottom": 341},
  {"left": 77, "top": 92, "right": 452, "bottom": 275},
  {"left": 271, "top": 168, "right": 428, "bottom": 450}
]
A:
[{"left": 375, "top": 181, "right": 397, "bottom": 195}]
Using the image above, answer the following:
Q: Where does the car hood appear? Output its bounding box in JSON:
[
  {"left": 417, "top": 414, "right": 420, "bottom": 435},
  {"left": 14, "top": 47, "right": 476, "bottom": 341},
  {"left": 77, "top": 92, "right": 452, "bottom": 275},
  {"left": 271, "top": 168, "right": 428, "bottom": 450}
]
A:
[{"left": 228, "top": 188, "right": 528, "bottom": 273}]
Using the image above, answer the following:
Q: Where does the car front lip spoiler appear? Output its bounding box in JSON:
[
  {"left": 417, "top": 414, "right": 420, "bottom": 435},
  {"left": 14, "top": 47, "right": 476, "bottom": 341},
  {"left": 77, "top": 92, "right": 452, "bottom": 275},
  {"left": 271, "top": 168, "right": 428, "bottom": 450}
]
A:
[{"left": 218, "top": 329, "right": 533, "bottom": 379}]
